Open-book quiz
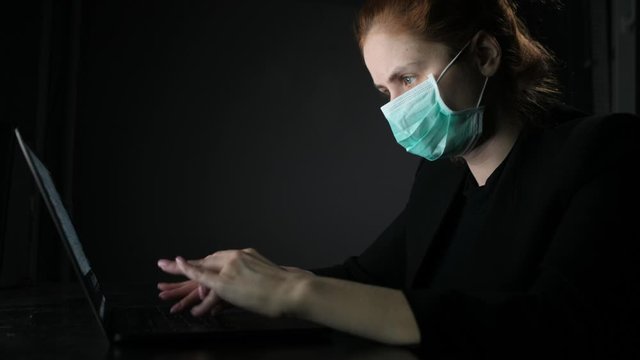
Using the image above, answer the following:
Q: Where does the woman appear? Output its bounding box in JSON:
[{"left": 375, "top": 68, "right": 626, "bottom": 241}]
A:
[{"left": 157, "top": 0, "right": 639, "bottom": 356}]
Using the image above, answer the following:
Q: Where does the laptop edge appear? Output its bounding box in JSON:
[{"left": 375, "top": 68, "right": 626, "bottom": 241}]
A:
[{"left": 14, "top": 128, "right": 111, "bottom": 340}]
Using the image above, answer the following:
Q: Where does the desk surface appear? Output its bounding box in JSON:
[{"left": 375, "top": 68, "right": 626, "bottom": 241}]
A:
[{"left": 0, "top": 283, "right": 422, "bottom": 360}]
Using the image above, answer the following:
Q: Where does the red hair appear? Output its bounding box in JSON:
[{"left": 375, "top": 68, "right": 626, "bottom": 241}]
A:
[{"left": 356, "top": 0, "right": 561, "bottom": 124}]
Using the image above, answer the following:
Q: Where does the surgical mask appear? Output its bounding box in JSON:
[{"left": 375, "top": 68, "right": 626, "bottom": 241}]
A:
[{"left": 380, "top": 41, "right": 489, "bottom": 161}]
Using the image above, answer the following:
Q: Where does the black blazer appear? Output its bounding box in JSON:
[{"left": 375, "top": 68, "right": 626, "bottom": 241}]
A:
[{"left": 313, "top": 105, "right": 640, "bottom": 358}]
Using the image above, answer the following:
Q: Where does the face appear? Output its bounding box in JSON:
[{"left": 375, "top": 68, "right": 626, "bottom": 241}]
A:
[{"left": 362, "top": 26, "right": 485, "bottom": 111}]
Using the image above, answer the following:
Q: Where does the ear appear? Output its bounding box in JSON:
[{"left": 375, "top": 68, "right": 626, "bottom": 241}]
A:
[{"left": 471, "top": 31, "right": 501, "bottom": 77}]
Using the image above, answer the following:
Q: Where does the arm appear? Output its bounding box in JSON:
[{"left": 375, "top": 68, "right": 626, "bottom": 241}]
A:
[
  {"left": 163, "top": 250, "right": 421, "bottom": 345},
  {"left": 292, "top": 275, "right": 420, "bottom": 345}
]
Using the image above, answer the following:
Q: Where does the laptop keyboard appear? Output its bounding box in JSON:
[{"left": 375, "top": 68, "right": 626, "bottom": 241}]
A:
[{"left": 116, "top": 306, "right": 233, "bottom": 333}]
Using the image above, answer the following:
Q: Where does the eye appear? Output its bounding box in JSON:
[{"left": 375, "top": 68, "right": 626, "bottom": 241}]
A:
[{"left": 402, "top": 75, "right": 417, "bottom": 86}]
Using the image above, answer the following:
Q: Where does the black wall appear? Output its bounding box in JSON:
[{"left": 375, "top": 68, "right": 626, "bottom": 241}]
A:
[{"left": 73, "top": 1, "right": 417, "bottom": 283}]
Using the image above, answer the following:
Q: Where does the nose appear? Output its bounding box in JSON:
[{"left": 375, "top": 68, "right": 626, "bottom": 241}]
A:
[{"left": 388, "top": 88, "right": 407, "bottom": 102}]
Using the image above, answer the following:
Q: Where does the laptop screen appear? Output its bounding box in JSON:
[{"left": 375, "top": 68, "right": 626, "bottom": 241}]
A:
[
  {"left": 15, "top": 129, "right": 107, "bottom": 323},
  {"left": 27, "top": 146, "right": 92, "bottom": 275}
]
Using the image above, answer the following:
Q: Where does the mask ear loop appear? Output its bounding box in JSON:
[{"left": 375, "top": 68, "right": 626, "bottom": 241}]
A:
[
  {"left": 436, "top": 40, "right": 472, "bottom": 84},
  {"left": 476, "top": 76, "right": 489, "bottom": 108}
]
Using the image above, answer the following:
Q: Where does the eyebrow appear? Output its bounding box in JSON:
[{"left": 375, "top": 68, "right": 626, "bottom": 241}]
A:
[{"left": 373, "top": 61, "right": 423, "bottom": 90}]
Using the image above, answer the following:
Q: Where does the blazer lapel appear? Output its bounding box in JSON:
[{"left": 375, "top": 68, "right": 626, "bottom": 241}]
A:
[{"left": 404, "top": 159, "right": 466, "bottom": 288}]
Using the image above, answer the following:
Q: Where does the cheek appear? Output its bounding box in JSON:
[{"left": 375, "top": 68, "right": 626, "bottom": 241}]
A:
[{"left": 388, "top": 84, "right": 406, "bottom": 100}]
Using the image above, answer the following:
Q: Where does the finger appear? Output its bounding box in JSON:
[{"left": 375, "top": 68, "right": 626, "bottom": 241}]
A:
[
  {"left": 169, "top": 288, "right": 200, "bottom": 314},
  {"left": 241, "top": 248, "right": 275, "bottom": 265},
  {"left": 157, "top": 259, "right": 185, "bottom": 275},
  {"left": 157, "top": 280, "right": 192, "bottom": 290},
  {"left": 197, "top": 252, "right": 235, "bottom": 272},
  {"left": 163, "top": 254, "right": 223, "bottom": 273},
  {"left": 191, "top": 290, "right": 221, "bottom": 317},
  {"left": 194, "top": 249, "right": 264, "bottom": 270},
  {"left": 198, "top": 285, "right": 210, "bottom": 300},
  {"left": 159, "top": 257, "right": 213, "bottom": 276},
  {"left": 176, "top": 257, "right": 220, "bottom": 289},
  {"left": 159, "top": 281, "right": 198, "bottom": 300}
]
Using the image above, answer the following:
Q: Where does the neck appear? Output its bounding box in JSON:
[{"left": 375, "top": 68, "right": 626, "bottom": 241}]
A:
[{"left": 462, "top": 107, "right": 522, "bottom": 186}]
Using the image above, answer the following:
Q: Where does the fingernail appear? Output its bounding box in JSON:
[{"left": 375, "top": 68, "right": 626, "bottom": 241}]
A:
[
  {"left": 175, "top": 256, "right": 184, "bottom": 263},
  {"left": 157, "top": 259, "right": 169, "bottom": 267},
  {"left": 170, "top": 304, "right": 179, "bottom": 313}
]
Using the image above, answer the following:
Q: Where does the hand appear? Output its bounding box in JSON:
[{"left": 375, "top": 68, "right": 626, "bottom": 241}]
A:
[
  {"left": 157, "top": 260, "right": 231, "bottom": 316},
  {"left": 168, "top": 248, "right": 312, "bottom": 318},
  {"left": 156, "top": 279, "right": 199, "bottom": 314}
]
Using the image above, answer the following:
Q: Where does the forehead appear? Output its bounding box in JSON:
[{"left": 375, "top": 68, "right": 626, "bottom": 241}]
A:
[{"left": 362, "top": 28, "right": 450, "bottom": 85}]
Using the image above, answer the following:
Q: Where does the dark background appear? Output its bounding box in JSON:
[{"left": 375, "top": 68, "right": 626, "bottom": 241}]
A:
[{"left": 1, "top": 0, "right": 638, "bottom": 286}]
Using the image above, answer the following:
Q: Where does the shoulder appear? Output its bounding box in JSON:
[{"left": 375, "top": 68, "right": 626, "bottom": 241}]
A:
[
  {"left": 554, "top": 110, "right": 638, "bottom": 144},
  {"left": 529, "top": 105, "right": 639, "bottom": 163}
]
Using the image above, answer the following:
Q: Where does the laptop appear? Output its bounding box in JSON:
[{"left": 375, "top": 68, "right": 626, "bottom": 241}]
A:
[{"left": 14, "top": 128, "right": 327, "bottom": 344}]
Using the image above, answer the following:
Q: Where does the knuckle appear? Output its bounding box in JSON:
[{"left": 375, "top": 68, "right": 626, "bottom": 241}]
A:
[
  {"left": 229, "top": 250, "right": 243, "bottom": 261},
  {"left": 204, "top": 251, "right": 222, "bottom": 261}
]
